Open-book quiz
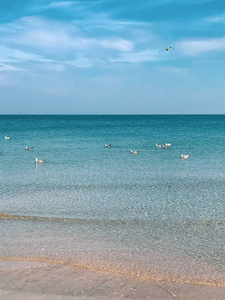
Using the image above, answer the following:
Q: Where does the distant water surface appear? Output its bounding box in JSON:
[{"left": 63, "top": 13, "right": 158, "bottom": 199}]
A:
[{"left": 0, "top": 115, "right": 224, "bottom": 286}]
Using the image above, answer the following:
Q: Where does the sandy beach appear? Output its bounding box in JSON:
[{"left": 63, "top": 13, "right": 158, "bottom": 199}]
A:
[{"left": 0, "top": 260, "right": 224, "bottom": 300}]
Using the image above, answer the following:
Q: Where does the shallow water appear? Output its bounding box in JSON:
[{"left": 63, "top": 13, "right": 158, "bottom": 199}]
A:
[{"left": 0, "top": 115, "right": 224, "bottom": 286}]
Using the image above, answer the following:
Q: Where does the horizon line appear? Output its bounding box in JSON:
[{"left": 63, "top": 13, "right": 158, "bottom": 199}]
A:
[{"left": 1, "top": 113, "right": 225, "bottom": 116}]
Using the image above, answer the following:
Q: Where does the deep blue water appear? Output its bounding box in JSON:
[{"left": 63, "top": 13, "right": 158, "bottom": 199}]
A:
[{"left": 0, "top": 115, "right": 224, "bottom": 284}]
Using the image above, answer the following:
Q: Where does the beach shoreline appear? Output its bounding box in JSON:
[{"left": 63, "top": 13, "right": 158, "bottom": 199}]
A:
[
  {"left": 1, "top": 115, "right": 225, "bottom": 299},
  {"left": 0, "top": 259, "right": 224, "bottom": 300}
]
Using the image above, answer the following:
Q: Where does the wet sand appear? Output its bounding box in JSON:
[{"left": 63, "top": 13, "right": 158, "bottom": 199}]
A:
[{"left": 0, "top": 260, "right": 224, "bottom": 300}]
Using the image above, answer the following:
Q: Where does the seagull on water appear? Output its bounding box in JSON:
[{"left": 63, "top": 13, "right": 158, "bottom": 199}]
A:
[
  {"left": 35, "top": 158, "right": 46, "bottom": 164},
  {"left": 0, "top": 151, "right": 3, "bottom": 154},
  {"left": 130, "top": 150, "right": 139, "bottom": 154},
  {"left": 104, "top": 144, "right": 111, "bottom": 148},
  {"left": 25, "top": 146, "right": 34, "bottom": 151},
  {"left": 5, "top": 136, "right": 10, "bottom": 140},
  {"left": 166, "top": 47, "right": 174, "bottom": 51},
  {"left": 180, "top": 154, "right": 191, "bottom": 159}
]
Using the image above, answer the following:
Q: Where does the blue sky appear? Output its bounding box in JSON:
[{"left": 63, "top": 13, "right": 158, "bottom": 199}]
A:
[{"left": 1, "top": 0, "right": 225, "bottom": 114}]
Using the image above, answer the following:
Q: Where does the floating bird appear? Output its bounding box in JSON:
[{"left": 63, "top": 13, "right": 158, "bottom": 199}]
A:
[
  {"left": 162, "top": 145, "right": 169, "bottom": 149},
  {"left": 35, "top": 158, "right": 46, "bottom": 164},
  {"left": 0, "top": 151, "right": 3, "bottom": 154},
  {"left": 156, "top": 144, "right": 163, "bottom": 147},
  {"left": 130, "top": 150, "right": 139, "bottom": 154},
  {"left": 5, "top": 136, "right": 10, "bottom": 140},
  {"left": 166, "top": 47, "right": 173, "bottom": 51},
  {"left": 104, "top": 144, "right": 111, "bottom": 148},
  {"left": 180, "top": 154, "right": 191, "bottom": 159},
  {"left": 25, "top": 146, "right": 34, "bottom": 151},
  {"left": 165, "top": 143, "right": 171, "bottom": 147}
]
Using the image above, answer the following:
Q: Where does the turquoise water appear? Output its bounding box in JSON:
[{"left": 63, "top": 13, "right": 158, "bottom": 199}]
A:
[{"left": 0, "top": 115, "right": 224, "bottom": 285}]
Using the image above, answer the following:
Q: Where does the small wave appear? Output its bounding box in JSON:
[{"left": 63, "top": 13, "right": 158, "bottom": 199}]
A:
[
  {"left": 1, "top": 213, "right": 224, "bottom": 228},
  {"left": 0, "top": 213, "right": 135, "bottom": 225},
  {"left": 0, "top": 256, "right": 224, "bottom": 288}
]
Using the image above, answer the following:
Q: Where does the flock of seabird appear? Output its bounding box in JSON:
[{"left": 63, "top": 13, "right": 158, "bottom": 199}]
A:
[
  {"left": 104, "top": 143, "right": 191, "bottom": 159},
  {"left": 155, "top": 143, "right": 191, "bottom": 159},
  {"left": 156, "top": 143, "right": 171, "bottom": 148},
  {"left": 2, "top": 136, "right": 45, "bottom": 164},
  {"left": 1, "top": 138, "right": 191, "bottom": 162},
  {"left": 1, "top": 138, "right": 191, "bottom": 161}
]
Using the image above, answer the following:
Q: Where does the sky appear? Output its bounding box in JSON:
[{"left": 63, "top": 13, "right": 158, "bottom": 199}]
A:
[{"left": 0, "top": 0, "right": 225, "bottom": 114}]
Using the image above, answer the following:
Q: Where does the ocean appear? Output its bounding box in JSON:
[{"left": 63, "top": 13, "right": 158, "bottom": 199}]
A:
[{"left": 0, "top": 115, "right": 224, "bottom": 288}]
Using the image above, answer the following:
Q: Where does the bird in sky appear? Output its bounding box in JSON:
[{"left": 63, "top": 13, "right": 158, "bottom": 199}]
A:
[{"left": 166, "top": 47, "right": 174, "bottom": 51}]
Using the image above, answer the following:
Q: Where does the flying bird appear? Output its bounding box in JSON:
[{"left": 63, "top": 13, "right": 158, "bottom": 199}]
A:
[{"left": 166, "top": 47, "right": 174, "bottom": 51}]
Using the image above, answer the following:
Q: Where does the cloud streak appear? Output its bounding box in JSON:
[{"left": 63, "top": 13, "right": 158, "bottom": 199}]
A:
[
  {"left": 2, "top": 17, "right": 133, "bottom": 54},
  {"left": 0, "top": 45, "right": 53, "bottom": 63},
  {"left": 110, "top": 49, "right": 162, "bottom": 63},
  {"left": 179, "top": 37, "right": 225, "bottom": 56},
  {"left": 33, "top": 1, "right": 74, "bottom": 12},
  {"left": 0, "top": 16, "right": 146, "bottom": 69},
  {"left": 201, "top": 13, "right": 225, "bottom": 24},
  {"left": 0, "top": 63, "right": 26, "bottom": 72}
]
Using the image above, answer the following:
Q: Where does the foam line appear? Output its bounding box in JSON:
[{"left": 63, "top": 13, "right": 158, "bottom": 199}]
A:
[{"left": 0, "top": 256, "right": 224, "bottom": 288}]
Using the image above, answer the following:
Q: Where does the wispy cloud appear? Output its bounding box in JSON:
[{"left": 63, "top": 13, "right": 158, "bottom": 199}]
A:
[
  {"left": 110, "top": 49, "right": 162, "bottom": 63},
  {"left": 33, "top": 1, "right": 74, "bottom": 11},
  {"left": 2, "top": 17, "right": 133, "bottom": 53},
  {"left": 47, "top": 1, "right": 74, "bottom": 9},
  {"left": 99, "top": 39, "right": 132, "bottom": 51},
  {"left": 66, "top": 55, "right": 93, "bottom": 68},
  {"left": 0, "top": 63, "right": 26, "bottom": 72},
  {"left": 0, "top": 16, "right": 137, "bottom": 69},
  {"left": 43, "top": 63, "right": 66, "bottom": 72},
  {"left": 201, "top": 13, "right": 225, "bottom": 24},
  {"left": 0, "top": 45, "right": 53, "bottom": 63},
  {"left": 0, "top": 44, "right": 63, "bottom": 74},
  {"left": 74, "top": 16, "right": 152, "bottom": 32},
  {"left": 178, "top": 37, "right": 225, "bottom": 56},
  {"left": 0, "top": 12, "right": 168, "bottom": 72}
]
